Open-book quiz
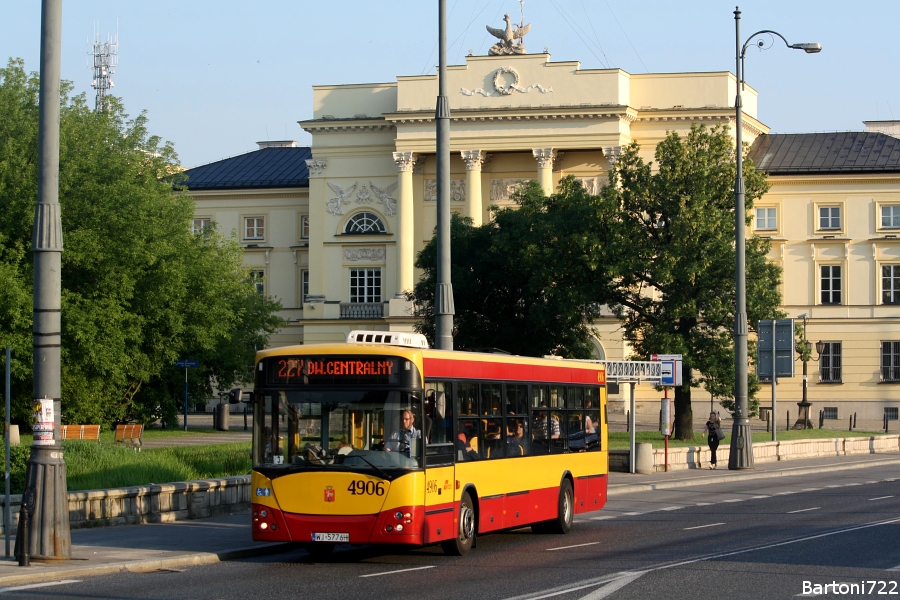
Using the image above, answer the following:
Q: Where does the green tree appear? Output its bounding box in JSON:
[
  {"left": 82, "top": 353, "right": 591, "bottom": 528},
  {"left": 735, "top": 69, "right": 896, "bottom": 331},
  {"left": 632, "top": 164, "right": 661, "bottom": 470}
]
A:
[
  {"left": 601, "top": 124, "right": 782, "bottom": 439},
  {"left": 0, "top": 58, "right": 282, "bottom": 427},
  {"left": 410, "top": 179, "right": 618, "bottom": 357}
]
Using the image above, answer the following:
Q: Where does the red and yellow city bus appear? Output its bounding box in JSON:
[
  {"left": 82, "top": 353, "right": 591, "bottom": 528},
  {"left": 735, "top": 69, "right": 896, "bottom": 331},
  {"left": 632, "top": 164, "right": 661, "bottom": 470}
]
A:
[{"left": 249, "top": 331, "right": 607, "bottom": 556}]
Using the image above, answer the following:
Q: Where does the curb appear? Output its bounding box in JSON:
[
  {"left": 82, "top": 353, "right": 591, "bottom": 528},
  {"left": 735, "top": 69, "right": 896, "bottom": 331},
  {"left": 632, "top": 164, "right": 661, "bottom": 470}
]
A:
[
  {"left": 607, "top": 456, "right": 900, "bottom": 496},
  {"left": 0, "top": 542, "right": 295, "bottom": 587}
]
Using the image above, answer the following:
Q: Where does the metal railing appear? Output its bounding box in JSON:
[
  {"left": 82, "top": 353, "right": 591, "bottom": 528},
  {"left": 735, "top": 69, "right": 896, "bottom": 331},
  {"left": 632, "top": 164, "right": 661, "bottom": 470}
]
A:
[{"left": 340, "top": 303, "right": 384, "bottom": 319}]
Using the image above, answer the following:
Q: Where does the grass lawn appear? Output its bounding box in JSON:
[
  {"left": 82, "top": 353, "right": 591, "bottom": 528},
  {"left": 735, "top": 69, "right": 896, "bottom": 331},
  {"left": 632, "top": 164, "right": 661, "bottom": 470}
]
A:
[
  {"left": 609, "top": 428, "right": 891, "bottom": 449},
  {"left": 5, "top": 440, "right": 251, "bottom": 495}
]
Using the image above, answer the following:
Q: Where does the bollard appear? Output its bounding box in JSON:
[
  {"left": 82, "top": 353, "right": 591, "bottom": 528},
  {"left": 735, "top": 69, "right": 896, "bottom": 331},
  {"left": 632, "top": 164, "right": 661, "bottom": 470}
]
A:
[
  {"left": 885, "top": 414, "right": 889, "bottom": 434},
  {"left": 786, "top": 410, "right": 790, "bottom": 431},
  {"left": 819, "top": 410, "right": 824, "bottom": 429},
  {"left": 766, "top": 410, "right": 770, "bottom": 433},
  {"left": 849, "top": 415, "right": 853, "bottom": 432},
  {"left": 626, "top": 411, "right": 630, "bottom": 433},
  {"left": 16, "top": 487, "right": 36, "bottom": 567},
  {"left": 244, "top": 404, "right": 249, "bottom": 431},
  {"left": 854, "top": 412, "right": 857, "bottom": 429}
]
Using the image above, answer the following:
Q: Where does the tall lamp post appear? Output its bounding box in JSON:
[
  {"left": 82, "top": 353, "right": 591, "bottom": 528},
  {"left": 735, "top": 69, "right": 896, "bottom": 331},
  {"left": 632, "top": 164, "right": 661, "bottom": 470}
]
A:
[
  {"left": 729, "top": 7, "right": 820, "bottom": 470},
  {"left": 795, "top": 313, "right": 823, "bottom": 429}
]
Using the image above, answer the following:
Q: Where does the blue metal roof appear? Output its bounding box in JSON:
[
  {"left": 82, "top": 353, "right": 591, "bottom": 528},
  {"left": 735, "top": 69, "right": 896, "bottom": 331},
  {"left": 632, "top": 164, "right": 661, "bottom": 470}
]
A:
[
  {"left": 748, "top": 132, "right": 900, "bottom": 175},
  {"left": 180, "top": 146, "right": 312, "bottom": 190}
]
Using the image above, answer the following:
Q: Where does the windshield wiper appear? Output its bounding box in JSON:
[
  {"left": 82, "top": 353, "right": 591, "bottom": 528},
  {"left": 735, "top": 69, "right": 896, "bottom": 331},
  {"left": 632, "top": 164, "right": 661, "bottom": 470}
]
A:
[{"left": 347, "top": 453, "right": 392, "bottom": 480}]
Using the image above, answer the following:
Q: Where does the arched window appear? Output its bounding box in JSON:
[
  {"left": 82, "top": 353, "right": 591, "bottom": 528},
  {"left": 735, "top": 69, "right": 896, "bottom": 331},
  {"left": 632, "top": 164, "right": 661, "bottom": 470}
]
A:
[{"left": 344, "top": 212, "right": 386, "bottom": 234}]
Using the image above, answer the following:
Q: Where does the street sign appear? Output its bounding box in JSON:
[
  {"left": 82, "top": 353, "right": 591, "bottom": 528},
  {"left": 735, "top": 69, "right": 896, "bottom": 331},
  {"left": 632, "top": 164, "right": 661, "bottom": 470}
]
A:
[
  {"left": 758, "top": 319, "right": 795, "bottom": 379},
  {"left": 174, "top": 359, "right": 199, "bottom": 369},
  {"left": 651, "top": 354, "right": 683, "bottom": 386}
]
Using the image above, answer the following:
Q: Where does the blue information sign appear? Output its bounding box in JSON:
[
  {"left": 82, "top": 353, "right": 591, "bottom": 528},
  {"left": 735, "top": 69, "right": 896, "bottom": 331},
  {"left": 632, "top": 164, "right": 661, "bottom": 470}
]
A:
[{"left": 174, "top": 359, "right": 200, "bottom": 369}]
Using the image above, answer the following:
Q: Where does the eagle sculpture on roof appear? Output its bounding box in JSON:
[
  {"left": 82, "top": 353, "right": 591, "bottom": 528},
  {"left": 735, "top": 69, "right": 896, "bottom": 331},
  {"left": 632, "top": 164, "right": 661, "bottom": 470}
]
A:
[{"left": 486, "top": 13, "right": 531, "bottom": 55}]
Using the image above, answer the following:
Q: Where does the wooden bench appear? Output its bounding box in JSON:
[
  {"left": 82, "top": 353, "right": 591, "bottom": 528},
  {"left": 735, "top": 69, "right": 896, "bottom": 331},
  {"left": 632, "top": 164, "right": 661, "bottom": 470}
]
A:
[
  {"left": 114, "top": 424, "right": 143, "bottom": 450},
  {"left": 60, "top": 424, "right": 101, "bottom": 441}
]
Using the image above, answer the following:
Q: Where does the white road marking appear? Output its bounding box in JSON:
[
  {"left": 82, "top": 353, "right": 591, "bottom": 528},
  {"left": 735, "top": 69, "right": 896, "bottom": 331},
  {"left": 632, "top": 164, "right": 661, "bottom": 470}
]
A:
[
  {"left": 887, "top": 564, "right": 900, "bottom": 572},
  {"left": 869, "top": 495, "right": 894, "bottom": 501},
  {"left": 578, "top": 571, "right": 647, "bottom": 600},
  {"left": 503, "top": 517, "right": 900, "bottom": 600},
  {"left": 802, "top": 488, "right": 822, "bottom": 492},
  {"left": 590, "top": 516, "right": 616, "bottom": 521},
  {"left": 659, "top": 506, "right": 683, "bottom": 511},
  {"left": 546, "top": 541, "right": 600, "bottom": 551},
  {"left": 776, "top": 491, "right": 798, "bottom": 495},
  {"left": 787, "top": 507, "right": 821, "bottom": 514},
  {"left": 751, "top": 495, "right": 770, "bottom": 499},
  {"left": 622, "top": 511, "right": 643, "bottom": 516},
  {"left": 359, "top": 565, "right": 435, "bottom": 578},
  {"left": 683, "top": 522, "right": 725, "bottom": 530},
  {"left": 722, "top": 498, "right": 745, "bottom": 503},
  {"left": 694, "top": 502, "right": 714, "bottom": 506},
  {"left": 0, "top": 580, "right": 81, "bottom": 594}
]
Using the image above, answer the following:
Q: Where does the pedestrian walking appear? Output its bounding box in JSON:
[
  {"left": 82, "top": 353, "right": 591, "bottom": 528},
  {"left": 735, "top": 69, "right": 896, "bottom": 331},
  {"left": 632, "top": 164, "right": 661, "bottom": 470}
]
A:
[{"left": 704, "top": 411, "right": 723, "bottom": 469}]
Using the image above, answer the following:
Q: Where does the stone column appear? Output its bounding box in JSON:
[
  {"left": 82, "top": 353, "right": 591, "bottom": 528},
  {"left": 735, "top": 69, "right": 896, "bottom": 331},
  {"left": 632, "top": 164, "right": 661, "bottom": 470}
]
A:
[
  {"left": 392, "top": 151, "right": 416, "bottom": 297},
  {"left": 305, "top": 158, "right": 327, "bottom": 308},
  {"left": 460, "top": 150, "right": 486, "bottom": 226},
  {"left": 532, "top": 148, "right": 557, "bottom": 195}
]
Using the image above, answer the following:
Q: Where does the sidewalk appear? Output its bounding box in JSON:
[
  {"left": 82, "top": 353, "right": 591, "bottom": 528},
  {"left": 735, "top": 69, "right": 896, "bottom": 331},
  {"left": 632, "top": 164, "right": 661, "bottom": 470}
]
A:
[{"left": 0, "top": 452, "right": 897, "bottom": 588}]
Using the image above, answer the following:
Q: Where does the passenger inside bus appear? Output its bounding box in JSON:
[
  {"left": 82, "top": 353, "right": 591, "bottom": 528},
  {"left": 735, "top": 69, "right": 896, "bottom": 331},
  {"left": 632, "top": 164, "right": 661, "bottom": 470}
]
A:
[{"left": 455, "top": 432, "right": 479, "bottom": 461}]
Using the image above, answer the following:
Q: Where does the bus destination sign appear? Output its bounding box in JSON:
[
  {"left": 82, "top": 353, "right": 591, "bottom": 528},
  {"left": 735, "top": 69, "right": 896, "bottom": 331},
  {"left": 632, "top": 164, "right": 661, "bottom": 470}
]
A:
[{"left": 265, "top": 355, "right": 403, "bottom": 385}]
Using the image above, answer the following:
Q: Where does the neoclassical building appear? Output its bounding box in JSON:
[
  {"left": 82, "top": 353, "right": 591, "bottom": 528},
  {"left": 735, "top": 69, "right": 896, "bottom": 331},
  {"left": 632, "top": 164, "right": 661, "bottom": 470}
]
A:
[{"left": 185, "top": 46, "right": 899, "bottom": 422}]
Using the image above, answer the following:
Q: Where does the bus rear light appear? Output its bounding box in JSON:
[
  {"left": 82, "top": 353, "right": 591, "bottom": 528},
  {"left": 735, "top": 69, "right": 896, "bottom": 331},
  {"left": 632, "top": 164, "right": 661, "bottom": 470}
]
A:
[
  {"left": 395, "top": 512, "right": 403, "bottom": 520},
  {"left": 395, "top": 524, "right": 404, "bottom": 532},
  {"left": 260, "top": 522, "right": 268, "bottom": 530},
  {"left": 260, "top": 509, "right": 268, "bottom": 518}
]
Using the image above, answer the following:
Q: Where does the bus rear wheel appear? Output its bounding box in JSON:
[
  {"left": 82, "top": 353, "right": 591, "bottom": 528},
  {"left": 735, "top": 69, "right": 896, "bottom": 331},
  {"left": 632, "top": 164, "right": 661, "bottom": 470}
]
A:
[
  {"left": 442, "top": 491, "right": 475, "bottom": 556},
  {"left": 548, "top": 479, "right": 574, "bottom": 534}
]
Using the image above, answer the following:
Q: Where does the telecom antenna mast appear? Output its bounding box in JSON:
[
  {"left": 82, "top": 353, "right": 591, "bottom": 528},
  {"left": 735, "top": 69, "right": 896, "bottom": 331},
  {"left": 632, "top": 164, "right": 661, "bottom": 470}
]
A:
[{"left": 88, "top": 29, "right": 118, "bottom": 112}]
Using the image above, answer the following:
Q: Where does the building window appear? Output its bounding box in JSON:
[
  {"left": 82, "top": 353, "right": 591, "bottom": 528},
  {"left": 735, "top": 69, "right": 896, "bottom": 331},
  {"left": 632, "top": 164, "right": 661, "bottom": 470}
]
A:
[
  {"left": 882, "top": 342, "right": 900, "bottom": 382},
  {"left": 882, "top": 206, "right": 900, "bottom": 229},
  {"left": 244, "top": 217, "right": 265, "bottom": 240},
  {"left": 192, "top": 217, "right": 210, "bottom": 234},
  {"left": 883, "top": 265, "right": 900, "bottom": 304},
  {"left": 820, "top": 265, "right": 842, "bottom": 304},
  {"left": 344, "top": 212, "right": 386, "bottom": 234},
  {"left": 755, "top": 207, "right": 776, "bottom": 231},
  {"left": 822, "top": 407, "right": 838, "bottom": 420},
  {"left": 819, "top": 342, "right": 841, "bottom": 383},
  {"left": 250, "top": 270, "right": 265, "bottom": 295},
  {"left": 350, "top": 268, "right": 381, "bottom": 303},
  {"left": 818, "top": 206, "right": 841, "bottom": 230},
  {"left": 886, "top": 407, "right": 899, "bottom": 421},
  {"left": 300, "top": 215, "right": 310, "bottom": 240},
  {"left": 301, "top": 269, "right": 309, "bottom": 302}
]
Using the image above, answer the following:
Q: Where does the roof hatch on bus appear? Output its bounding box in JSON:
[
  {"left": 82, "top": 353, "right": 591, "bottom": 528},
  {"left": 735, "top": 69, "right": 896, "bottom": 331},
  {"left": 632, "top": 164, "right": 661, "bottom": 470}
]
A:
[{"left": 346, "top": 330, "right": 429, "bottom": 349}]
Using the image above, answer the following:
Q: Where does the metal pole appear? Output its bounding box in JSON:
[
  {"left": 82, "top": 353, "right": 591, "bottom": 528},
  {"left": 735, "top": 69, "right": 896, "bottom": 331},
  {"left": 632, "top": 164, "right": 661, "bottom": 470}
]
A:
[
  {"left": 4, "top": 346, "right": 9, "bottom": 557},
  {"left": 183, "top": 368, "right": 188, "bottom": 432},
  {"left": 434, "top": 0, "right": 455, "bottom": 350},
  {"left": 629, "top": 382, "right": 636, "bottom": 474},
  {"left": 18, "top": 0, "right": 71, "bottom": 561},
  {"left": 728, "top": 6, "right": 754, "bottom": 470}
]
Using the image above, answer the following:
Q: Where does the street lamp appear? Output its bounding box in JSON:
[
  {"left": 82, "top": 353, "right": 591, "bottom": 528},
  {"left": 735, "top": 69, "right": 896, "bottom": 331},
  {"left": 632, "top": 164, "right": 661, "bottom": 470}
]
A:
[
  {"left": 729, "top": 7, "right": 820, "bottom": 470},
  {"left": 795, "top": 313, "right": 821, "bottom": 429}
]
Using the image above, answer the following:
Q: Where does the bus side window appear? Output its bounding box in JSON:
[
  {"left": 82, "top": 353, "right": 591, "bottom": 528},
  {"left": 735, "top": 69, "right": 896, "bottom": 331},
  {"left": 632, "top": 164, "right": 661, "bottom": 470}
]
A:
[
  {"left": 458, "top": 382, "right": 477, "bottom": 417},
  {"left": 425, "top": 381, "right": 452, "bottom": 444}
]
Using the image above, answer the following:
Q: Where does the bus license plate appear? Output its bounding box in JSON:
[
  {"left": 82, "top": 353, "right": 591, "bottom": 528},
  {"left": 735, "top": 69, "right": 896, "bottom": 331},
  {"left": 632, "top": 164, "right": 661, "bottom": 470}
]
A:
[{"left": 312, "top": 532, "right": 349, "bottom": 543}]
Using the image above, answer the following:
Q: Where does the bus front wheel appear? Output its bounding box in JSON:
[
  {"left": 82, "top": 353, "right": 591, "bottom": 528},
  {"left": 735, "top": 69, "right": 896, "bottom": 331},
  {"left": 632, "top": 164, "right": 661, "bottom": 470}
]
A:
[
  {"left": 442, "top": 491, "right": 475, "bottom": 556},
  {"left": 548, "top": 479, "right": 574, "bottom": 534}
]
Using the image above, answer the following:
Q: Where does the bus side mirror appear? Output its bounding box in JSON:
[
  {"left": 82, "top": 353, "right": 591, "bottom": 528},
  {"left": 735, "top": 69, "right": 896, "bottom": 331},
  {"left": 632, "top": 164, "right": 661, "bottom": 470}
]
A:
[{"left": 227, "top": 389, "right": 243, "bottom": 404}]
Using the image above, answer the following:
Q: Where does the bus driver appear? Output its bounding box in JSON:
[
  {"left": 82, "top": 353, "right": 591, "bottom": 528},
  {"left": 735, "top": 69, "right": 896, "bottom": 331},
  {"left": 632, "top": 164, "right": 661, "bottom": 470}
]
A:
[{"left": 386, "top": 410, "right": 421, "bottom": 457}]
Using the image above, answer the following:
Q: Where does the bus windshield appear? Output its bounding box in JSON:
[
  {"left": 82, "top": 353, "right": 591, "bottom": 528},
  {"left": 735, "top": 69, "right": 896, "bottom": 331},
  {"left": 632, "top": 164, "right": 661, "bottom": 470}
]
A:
[{"left": 255, "top": 389, "right": 424, "bottom": 471}]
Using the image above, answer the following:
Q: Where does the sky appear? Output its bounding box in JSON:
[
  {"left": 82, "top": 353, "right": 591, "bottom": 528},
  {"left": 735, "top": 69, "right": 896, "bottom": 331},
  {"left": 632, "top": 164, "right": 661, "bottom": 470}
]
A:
[{"left": 3, "top": 0, "right": 899, "bottom": 169}]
